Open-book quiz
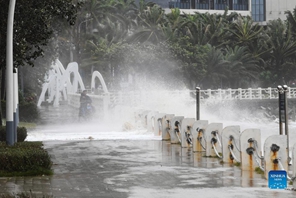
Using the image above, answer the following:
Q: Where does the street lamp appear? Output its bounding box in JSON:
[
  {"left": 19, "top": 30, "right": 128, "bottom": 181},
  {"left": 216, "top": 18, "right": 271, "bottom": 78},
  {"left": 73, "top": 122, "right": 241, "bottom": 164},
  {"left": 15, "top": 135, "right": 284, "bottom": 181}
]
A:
[
  {"left": 276, "top": 84, "right": 290, "bottom": 164},
  {"left": 6, "top": 0, "right": 17, "bottom": 146},
  {"left": 196, "top": 87, "right": 200, "bottom": 120}
]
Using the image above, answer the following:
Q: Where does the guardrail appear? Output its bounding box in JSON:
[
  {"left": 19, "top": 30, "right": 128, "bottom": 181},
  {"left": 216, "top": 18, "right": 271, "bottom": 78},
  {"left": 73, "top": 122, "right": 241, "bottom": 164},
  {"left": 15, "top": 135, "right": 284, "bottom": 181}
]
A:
[
  {"left": 107, "top": 87, "right": 296, "bottom": 105},
  {"left": 62, "top": 87, "right": 296, "bottom": 122}
]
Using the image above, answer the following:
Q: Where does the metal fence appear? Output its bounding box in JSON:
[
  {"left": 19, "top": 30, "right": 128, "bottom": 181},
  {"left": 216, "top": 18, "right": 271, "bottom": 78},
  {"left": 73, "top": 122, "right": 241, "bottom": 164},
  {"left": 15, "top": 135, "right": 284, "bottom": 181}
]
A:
[{"left": 108, "top": 87, "right": 296, "bottom": 105}]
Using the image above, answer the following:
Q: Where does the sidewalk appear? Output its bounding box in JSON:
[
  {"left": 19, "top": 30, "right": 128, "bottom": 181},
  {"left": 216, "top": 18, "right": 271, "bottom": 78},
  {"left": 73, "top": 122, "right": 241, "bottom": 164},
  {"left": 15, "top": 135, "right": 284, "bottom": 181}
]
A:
[
  {"left": 1, "top": 139, "right": 296, "bottom": 197},
  {"left": 1, "top": 105, "right": 296, "bottom": 197}
]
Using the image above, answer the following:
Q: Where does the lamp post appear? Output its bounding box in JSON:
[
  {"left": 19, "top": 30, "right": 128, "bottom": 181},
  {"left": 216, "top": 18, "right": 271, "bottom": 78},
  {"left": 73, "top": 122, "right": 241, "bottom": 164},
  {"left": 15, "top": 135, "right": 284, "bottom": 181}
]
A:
[
  {"left": 196, "top": 87, "right": 200, "bottom": 120},
  {"left": 276, "top": 84, "right": 290, "bottom": 163},
  {"left": 13, "top": 68, "right": 19, "bottom": 143},
  {"left": 6, "top": 0, "right": 16, "bottom": 145},
  {"left": 277, "top": 85, "right": 284, "bottom": 135}
]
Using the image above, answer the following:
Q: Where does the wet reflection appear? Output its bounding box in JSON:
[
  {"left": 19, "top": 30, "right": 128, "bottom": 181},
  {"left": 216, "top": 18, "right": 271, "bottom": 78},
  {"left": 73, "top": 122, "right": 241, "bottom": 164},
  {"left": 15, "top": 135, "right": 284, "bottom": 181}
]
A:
[{"left": 159, "top": 140, "right": 276, "bottom": 189}]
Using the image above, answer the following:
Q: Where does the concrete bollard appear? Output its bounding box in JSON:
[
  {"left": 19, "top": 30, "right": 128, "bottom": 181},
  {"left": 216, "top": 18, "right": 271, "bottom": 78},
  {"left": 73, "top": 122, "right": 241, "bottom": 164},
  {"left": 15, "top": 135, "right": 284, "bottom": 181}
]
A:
[
  {"left": 240, "top": 129, "right": 261, "bottom": 171},
  {"left": 161, "top": 114, "right": 175, "bottom": 141},
  {"left": 146, "top": 111, "right": 159, "bottom": 132},
  {"left": 264, "top": 135, "right": 288, "bottom": 180},
  {"left": 205, "top": 123, "right": 223, "bottom": 157},
  {"left": 293, "top": 143, "right": 296, "bottom": 189},
  {"left": 180, "top": 118, "right": 195, "bottom": 148},
  {"left": 169, "top": 116, "right": 184, "bottom": 144},
  {"left": 153, "top": 113, "right": 166, "bottom": 136},
  {"left": 140, "top": 110, "right": 150, "bottom": 129},
  {"left": 134, "top": 109, "right": 143, "bottom": 123},
  {"left": 191, "top": 120, "right": 208, "bottom": 152},
  {"left": 221, "top": 126, "right": 240, "bottom": 164}
]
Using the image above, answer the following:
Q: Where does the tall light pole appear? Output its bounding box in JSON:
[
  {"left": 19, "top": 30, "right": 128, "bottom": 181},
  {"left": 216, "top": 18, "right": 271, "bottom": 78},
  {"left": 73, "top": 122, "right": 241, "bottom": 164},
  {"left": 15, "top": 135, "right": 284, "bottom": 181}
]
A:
[
  {"left": 196, "top": 87, "right": 200, "bottom": 120},
  {"left": 6, "top": 0, "right": 16, "bottom": 146},
  {"left": 13, "top": 68, "right": 19, "bottom": 142}
]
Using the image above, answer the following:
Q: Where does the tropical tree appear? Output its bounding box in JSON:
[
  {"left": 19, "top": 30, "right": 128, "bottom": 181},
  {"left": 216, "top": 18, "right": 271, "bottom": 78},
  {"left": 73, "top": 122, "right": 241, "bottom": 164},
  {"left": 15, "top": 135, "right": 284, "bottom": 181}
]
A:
[
  {"left": 285, "top": 7, "right": 296, "bottom": 39},
  {"left": 224, "top": 46, "right": 260, "bottom": 88},
  {"left": 264, "top": 19, "right": 296, "bottom": 85},
  {"left": 127, "top": 4, "right": 167, "bottom": 44},
  {"left": 163, "top": 8, "right": 184, "bottom": 42},
  {"left": 0, "top": 0, "right": 80, "bottom": 125},
  {"left": 197, "top": 45, "right": 228, "bottom": 89},
  {"left": 177, "top": 13, "right": 208, "bottom": 46},
  {"left": 0, "top": 0, "right": 80, "bottom": 68},
  {"left": 197, "top": 11, "right": 234, "bottom": 48},
  {"left": 227, "top": 16, "right": 265, "bottom": 53}
]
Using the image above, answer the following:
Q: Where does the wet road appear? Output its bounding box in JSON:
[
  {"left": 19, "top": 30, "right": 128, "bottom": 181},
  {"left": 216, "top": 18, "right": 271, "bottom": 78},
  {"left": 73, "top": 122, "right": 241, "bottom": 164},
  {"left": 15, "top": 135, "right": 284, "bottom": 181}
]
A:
[
  {"left": 1, "top": 139, "right": 296, "bottom": 197},
  {"left": 0, "top": 104, "right": 296, "bottom": 197}
]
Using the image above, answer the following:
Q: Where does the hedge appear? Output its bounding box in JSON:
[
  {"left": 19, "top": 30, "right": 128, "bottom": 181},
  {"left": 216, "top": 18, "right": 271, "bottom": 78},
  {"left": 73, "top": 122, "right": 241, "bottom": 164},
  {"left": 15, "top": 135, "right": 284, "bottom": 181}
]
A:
[
  {"left": 0, "top": 142, "right": 53, "bottom": 176},
  {"left": 0, "top": 126, "right": 27, "bottom": 142}
]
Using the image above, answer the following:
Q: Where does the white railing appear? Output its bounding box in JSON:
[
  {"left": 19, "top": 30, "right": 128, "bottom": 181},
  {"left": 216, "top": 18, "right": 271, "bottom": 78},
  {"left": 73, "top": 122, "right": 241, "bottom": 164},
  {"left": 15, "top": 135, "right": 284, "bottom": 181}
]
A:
[
  {"left": 67, "top": 87, "right": 296, "bottom": 109},
  {"left": 107, "top": 87, "right": 296, "bottom": 105},
  {"left": 199, "top": 87, "right": 279, "bottom": 100},
  {"left": 66, "top": 87, "right": 296, "bottom": 120},
  {"left": 200, "top": 87, "right": 296, "bottom": 100}
]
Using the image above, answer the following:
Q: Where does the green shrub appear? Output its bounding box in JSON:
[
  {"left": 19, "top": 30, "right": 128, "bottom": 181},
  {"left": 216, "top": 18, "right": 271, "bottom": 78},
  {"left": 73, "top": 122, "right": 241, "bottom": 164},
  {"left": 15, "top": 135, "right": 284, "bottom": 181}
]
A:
[
  {"left": 1, "top": 100, "right": 39, "bottom": 123},
  {"left": 0, "top": 142, "right": 53, "bottom": 176},
  {"left": 0, "top": 126, "right": 27, "bottom": 142},
  {"left": 19, "top": 102, "right": 40, "bottom": 122}
]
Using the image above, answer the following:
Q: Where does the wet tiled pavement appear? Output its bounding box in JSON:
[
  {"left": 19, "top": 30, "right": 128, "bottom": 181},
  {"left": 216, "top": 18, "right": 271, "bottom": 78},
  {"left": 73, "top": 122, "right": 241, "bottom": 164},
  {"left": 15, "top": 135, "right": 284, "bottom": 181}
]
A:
[
  {"left": 1, "top": 105, "right": 296, "bottom": 197},
  {"left": 1, "top": 139, "right": 296, "bottom": 197}
]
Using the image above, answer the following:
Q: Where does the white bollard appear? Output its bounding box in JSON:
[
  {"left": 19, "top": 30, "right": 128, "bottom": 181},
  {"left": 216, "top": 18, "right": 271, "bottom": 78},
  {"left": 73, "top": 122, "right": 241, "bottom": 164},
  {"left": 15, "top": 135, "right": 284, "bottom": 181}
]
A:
[
  {"left": 240, "top": 129, "right": 261, "bottom": 171},
  {"left": 169, "top": 116, "right": 184, "bottom": 144},
  {"left": 191, "top": 120, "right": 208, "bottom": 152},
  {"left": 140, "top": 110, "right": 150, "bottom": 129},
  {"left": 146, "top": 111, "right": 159, "bottom": 132},
  {"left": 205, "top": 123, "right": 223, "bottom": 157},
  {"left": 293, "top": 143, "right": 296, "bottom": 189},
  {"left": 134, "top": 109, "right": 145, "bottom": 123},
  {"left": 161, "top": 114, "right": 175, "bottom": 141},
  {"left": 153, "top": 113, "right": 166, "bottom": 136},
  {"left": 180, "top": 118, "right": 195, "bottom": 148},
  {"left": 221, "top": 126, "right": 241, "bottom": 164},
  {"left": 264, "top": 135, "right": 288, "bottom": 180}
]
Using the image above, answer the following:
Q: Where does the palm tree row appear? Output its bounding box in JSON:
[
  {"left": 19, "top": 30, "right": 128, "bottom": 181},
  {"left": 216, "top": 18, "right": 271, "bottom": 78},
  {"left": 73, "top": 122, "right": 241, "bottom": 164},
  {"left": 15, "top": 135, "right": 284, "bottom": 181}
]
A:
[{"left": 61, "top": 0, "right": 296, "bottom": 90}]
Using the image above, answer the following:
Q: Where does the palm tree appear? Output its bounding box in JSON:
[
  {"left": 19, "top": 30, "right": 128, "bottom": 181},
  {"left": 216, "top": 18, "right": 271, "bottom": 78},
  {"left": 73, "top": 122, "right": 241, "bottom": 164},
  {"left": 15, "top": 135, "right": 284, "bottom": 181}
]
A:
[
  {"left": 198, "top": 45, "right": 229, "bottom": 89},
  {"left": 264, "top": 19, "right": 296, "bottom": 85},
  {"left": 285, "top": 8, "right": 296, "bottom": 39},
  {"left": 227, "top": 16, "right": 263, "bottom": 51},
  {"left": 163, "top": 8, "right": 184, "bottom": 42},
  {"left": 127, "top": 4, "right": 167, "bottom": 44},
  {"left": 178, "top": 12, "right": 208, "bottom": 45},
  {"left": 224, "top": 46, "right": 260, "bottom": 88},
  {"left": 198, "top": 11, "right": 234, "bottom": 48}
]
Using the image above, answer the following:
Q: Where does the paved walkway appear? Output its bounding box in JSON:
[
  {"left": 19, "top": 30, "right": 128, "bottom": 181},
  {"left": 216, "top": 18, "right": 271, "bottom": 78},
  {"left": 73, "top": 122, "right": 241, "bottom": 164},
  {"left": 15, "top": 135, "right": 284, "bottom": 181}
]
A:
[
  {"left": 0, "top": 139, "right": 296, "bottom": 197},
  {"left": 0, "top": 105, "right": 296, "bottom": 197}
]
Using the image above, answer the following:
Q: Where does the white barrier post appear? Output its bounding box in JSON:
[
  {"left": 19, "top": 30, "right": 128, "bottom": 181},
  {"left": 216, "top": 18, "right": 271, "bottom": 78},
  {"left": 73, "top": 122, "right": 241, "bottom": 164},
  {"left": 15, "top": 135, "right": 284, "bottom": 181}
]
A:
[
  {"left": 221, "top": 126, "right": 240, "bottom": 164},
  {"left": 169, "top": 116, "right": 184, "bottom": 144},
  {"left": 240, "top": 129, "right": 261, "bottom": 171},
  {"left": 293, "top": 143, "right": 296, "bottom": 189},
  {"left": 140, "top": 111, "right": 150, "bottom": 129},
  {"left": 147, "top": 111, "right": 159, "bottom": 132},
  {"left": 162, "top": 114, "right": 175, "bottom": 141},
  {"left": 191, "top": 120, "right": 208, "bottom": 152},
  {"left": 264, "top": 135, "right": 288, "bottom": 180},
  {"left": 180, "top": 118, "right": 195, "bottom": 148},
  {"left": 153, "top": 113, "right": 166, "bottom": 136},
  {"left": 205, "top": 123, "right": 223, "bottom": 157}
]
